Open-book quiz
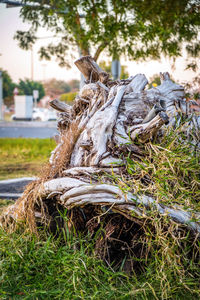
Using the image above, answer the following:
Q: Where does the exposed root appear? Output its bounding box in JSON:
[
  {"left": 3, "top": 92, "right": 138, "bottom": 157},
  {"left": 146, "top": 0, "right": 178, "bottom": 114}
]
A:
[
  {"left": 32, "top": 201, "right": 200, "bottom": 274},
  {"left": 1, "top": 57, "right": 199, "bottom": 275}
]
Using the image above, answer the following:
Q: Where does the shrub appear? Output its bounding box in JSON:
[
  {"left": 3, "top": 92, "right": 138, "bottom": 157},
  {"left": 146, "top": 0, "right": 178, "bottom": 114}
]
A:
[{"left": 59, "top": 92, "right": 77, "bottom": 104}]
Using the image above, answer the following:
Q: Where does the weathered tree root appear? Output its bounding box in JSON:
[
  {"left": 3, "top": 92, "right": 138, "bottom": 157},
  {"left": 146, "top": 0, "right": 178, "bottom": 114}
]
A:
[{"left": 0, "top": 56, "right": 200, "bottom": 270}]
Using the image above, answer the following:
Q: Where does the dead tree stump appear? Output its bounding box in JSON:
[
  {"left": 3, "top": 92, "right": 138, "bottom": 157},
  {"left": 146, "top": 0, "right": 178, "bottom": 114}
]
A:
[{"left": 1, "top": 56, "right": 200, "bottom": 271}]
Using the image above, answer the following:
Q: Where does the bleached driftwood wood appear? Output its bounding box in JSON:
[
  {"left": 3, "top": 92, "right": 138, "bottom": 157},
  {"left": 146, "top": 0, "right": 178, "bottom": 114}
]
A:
[
  {"left": 99, "top": 156, "right": 123, "bottom": 167},
  {"left": 156, "top": 72, "right": 185, "bottom": 118},
  {"left": 114, "top": 75, "right": 150, "bottom": 148},
  {"left": 41, "top": 177, "right": 88, "bottom": 196},
  {"left": 49, "top": 182, "right": 200, "bottom": 233},
  {"left": 1, "top": 55, "right": 200, "bottom": 239},
  {"left": 79, "top": 83, "right": 99, "bottom": 100},
  {"left": 125, "top": 74, "right": 148, "bottom": 94},
  {"left": 49, "top": 99, "right": 72, "bottom": 113},
  {"left": 130, "top": 112, "right": 169, "bottom": 143},
  {"left": 74, "top": 55, "right": 109, "bottom": 83},
  {"left": 70, "top": 85, "right": 126, "bottom": 166},
  {"left": 63, "top": 166, "right": 120, "bottom": 176}
]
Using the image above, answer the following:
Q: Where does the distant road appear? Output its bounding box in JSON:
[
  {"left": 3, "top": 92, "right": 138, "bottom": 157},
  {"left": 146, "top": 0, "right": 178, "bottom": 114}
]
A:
[
  {"left": 0, "top": 177, "right": 36, "bottom": 199},
  {"left": 0, "top": 121, "right": 58, "bottom": 138}
]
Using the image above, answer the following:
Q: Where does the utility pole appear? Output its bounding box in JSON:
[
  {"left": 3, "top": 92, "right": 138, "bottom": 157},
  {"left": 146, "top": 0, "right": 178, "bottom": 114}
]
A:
[
  {"left": 31, "top": 46, "right": 34, "bottom": 80},
  {"left": 111, "top": 60, "right": 121, "bottom": 80},
  {"left": 42, "top": 63, "right": 47, "bottom": 82},
  {"left": 0, "top": 71, "right": 3, "bottom": 120}
]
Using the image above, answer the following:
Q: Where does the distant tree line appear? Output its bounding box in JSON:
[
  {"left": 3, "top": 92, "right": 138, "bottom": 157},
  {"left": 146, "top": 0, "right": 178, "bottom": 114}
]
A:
[
  {"left": 43, "top": 78, "right": 79, "bottom": 99},
  {"left": 18, "top": 79, "right": 45, "bottom": 101},
  {"left": 0, "top": 69, "right": 80, "bottom": 106}
]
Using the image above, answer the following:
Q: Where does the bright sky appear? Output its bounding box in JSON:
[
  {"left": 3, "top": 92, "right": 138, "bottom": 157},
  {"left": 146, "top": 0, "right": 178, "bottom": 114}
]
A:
[{"left": 0, "top": 3, "right": 196, "bottom": 84}]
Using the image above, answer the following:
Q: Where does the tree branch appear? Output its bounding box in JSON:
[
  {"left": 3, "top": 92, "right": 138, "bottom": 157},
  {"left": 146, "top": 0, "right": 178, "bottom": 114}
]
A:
[{"left": 93, "top": 42, "right": 109, "bottom": 62}]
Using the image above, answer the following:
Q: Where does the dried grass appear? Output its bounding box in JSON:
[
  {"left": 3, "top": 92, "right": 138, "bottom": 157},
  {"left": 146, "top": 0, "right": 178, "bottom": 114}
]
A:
[{"left": 0, "top": 121, "right": 82, "bottom": 232}]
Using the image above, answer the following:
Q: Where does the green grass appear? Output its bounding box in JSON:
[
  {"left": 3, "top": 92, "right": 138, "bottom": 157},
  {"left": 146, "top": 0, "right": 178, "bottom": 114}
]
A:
[
  {"left": 0, "top": 138, "right": 56, "bottom": 180},
  {"left": 115, "top": 126, "right": 200, "bottom": 213},
  {"left": 0, "top": 130, "right": 199, "bottom": 299},
  {"left": 0, "top": 225, "right": 199, "bottom": 300}
]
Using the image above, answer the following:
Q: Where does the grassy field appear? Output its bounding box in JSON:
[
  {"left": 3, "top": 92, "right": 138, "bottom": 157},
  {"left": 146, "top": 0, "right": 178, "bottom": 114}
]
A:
[
  {"left": 0, "top": 224, "right": 199, "bottom": 300},
  {"left": 0, "top": 138, "right": 56, "bottom": 180},
  {"left": 0, "top": 135, "right": 199, "bottom": 299}
]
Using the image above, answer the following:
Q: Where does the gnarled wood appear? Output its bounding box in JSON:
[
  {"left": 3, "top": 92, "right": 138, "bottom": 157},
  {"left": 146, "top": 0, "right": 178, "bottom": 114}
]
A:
[
  {"left": 130, "top": 112, "right": 169, "bottom": 143},
  {"left": 49, "top": 99, "right": 72, "bottom": 113},
  {"left": 1, "top": 56, "right": 200, "bottom": 239},
  {"left": 74, "top": 55, "right": 109, "bottom": 83}
]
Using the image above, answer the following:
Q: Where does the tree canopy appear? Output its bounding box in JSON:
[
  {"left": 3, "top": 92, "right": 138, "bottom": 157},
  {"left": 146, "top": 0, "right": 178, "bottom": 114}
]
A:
[
  {"left": 0, "top": 69, "right": 16, "bottom": 99},
  {"left": 18, "top": 79, "right": 45, "bottom": 101},
  {"left": 0, "top": 69, "right": 16, "bottom": 106},
  {"left": 16, "top": 0, "right": 200, "bottom": 67}
]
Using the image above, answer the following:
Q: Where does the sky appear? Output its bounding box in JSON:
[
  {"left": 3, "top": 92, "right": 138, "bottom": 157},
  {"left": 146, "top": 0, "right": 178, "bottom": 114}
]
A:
[{"left": 0, "top": 3, "right": 197, "bottom": 85}]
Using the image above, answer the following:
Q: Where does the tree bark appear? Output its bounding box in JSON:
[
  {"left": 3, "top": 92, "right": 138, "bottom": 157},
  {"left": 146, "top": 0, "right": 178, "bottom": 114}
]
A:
[{"left": 74, "top": 55, "right": 109, "bottom": 83}]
